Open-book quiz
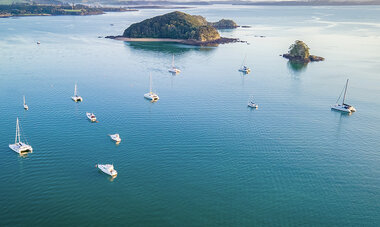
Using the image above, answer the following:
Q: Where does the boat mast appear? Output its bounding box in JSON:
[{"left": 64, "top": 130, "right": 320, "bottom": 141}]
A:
[
  {"left": 342, "top": 79, "right": 349, "bottom": 105},
  {"left": 74, "top": 83, "right": 77, "bottom": 96},
  {"left": 172, "top": 54, "right": 174, "bottom": 68},
  {"left": 23, "top": 96, "right": 25, "bottom": 105},
  {"left": 15, "top": 118, "right": 20, "bottom": 144}
]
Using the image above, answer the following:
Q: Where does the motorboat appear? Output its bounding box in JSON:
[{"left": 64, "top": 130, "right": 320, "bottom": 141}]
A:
[
  {"left": 331, "top": 79, "right": 356, "bottom": 113},
  {"left": 144, "top": 73, "right": 159, "bottom": 101},
  {"left": 86, "top": 112, "right": 97, "bottom": 122},
  {"left": 71, "top": 83, "right": 83, "bottom": 102},
  {"left": 96, "top": 164, "right": 117, "bottom": 176},
  {"left": 23, "top": 95, "right": 28, "bottom": 110},
  {"left": 109, "top": 134, "right": 121, "bottom": 142},
  {"left": 9, "top": 118, "right": 33, "bottom": 154},
  {"left": 168, "top": 54, "right": 181, "bottom": 74}
]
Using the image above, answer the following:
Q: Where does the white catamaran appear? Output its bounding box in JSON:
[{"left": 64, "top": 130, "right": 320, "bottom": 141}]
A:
[
  {"left": 238, "top": 55, "right": 251, "bottom": 74},
  {"left": 23, "top": 95, "right": 29, "bottom": 110},
  {"left": 331, "top": 79, "right": 356, "bottom": 113},
  {"left": 9, "top": 118, "right": 33, "bottom": 154},
  {"left": 144, "top": 73, "right": 159, "bottom": 101},
  {"left": 71, "top": 83, "right": 83, "bottom": 102},
  {"left": 168, "top": 54, "right": 181, "bottom": 74}
]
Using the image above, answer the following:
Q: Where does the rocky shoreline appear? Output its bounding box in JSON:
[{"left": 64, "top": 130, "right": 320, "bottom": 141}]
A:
[
  {"left": 105, "top": 36, "right": 243, "bottom": 46},
  {"left": 282, "top": 54, "right": 325, "bottom": 62}
]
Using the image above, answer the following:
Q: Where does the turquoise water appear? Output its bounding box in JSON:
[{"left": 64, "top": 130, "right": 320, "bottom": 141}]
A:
[{"left": 1, "top": 6, "right": 380, "bottom": 226}]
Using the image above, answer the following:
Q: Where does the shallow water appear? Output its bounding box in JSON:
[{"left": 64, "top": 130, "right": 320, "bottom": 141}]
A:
[{"left": 0, "top": 5, "right": 380, "bottom": 226}]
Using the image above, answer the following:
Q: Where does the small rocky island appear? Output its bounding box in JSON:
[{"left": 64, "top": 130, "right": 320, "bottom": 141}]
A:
[
  {"left": 282, "top": 40, "right": 325, "bottom": 62},
  {"left": 107, "top": 11, "right": 241, "bottom": 46}
]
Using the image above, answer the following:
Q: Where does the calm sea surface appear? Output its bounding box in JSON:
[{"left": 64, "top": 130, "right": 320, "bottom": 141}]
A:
[{"left": 0, "top": 5, "right": 380, "bottom": 226}]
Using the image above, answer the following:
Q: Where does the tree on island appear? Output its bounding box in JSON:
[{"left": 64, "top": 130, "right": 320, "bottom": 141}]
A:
[{"left": 282, "top": 40, "right": 324, "bottom": 63}]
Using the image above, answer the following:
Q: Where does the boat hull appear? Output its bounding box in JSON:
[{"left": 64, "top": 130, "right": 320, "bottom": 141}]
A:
[
  {"left": 23, "top": 105, "right": 29, "bottom": 110},
  {"left": 144, "top": 93, "right": 159, "bottom": 101},
  {"left": 331, "top": 104, "right": 351, "bottom": 113},
  {"left": 72, "top": 96, "right": 83, "bottom": 102},
  {"left": 86, "top": 113, "right": 96, "bottom": 122},
  {"left": 9, "top": 143, "right": 33, "bottom": 154},
  {"left": 97, "top": 164, "right": 117, "bottom": 176},
  {"left": 169, "top": 68, "right": 181, "bottom": 74}
]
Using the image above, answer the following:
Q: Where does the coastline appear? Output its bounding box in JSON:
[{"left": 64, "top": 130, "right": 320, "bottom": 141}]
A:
[{"left": 106, "top": 36, "right": 243, "bottom": 46}]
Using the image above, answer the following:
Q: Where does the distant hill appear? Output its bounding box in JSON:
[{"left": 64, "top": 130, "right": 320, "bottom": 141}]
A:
[{"left": 123, "top": 11, "right": 221, "bottom": 42}]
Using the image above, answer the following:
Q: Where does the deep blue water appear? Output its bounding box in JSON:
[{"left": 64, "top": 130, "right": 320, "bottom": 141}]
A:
[{"left": 0, "top": 5, "right": 379, "bottom": 226}]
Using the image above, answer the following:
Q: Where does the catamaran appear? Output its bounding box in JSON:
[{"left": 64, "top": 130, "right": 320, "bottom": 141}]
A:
[
  {"left": 144, "top": 73, "right": 159, "bottom": 101},
  {"left": 168, "top": 54, "right": 181, "bottom": 74},
  {"left": 109, "top": 134, "right": 121, "bottom": 143},
  {"left": 238, "top": 55, "right": 251, "bottom": 74},
  {"left": 86, "top": 112, "right": 97, "bottom": 122},
  {"left": 23, "top": 96, "right": 28, "bottom": 110},
  {"left": 71, "top": 83, "right": 83, "bottom": 102},
  {"left": 248, "top": 96, "right": 258, "bottom": 109},
  {"left": 9, "top": 118, "right": 33, "bottom": 154},
  {"left": 331, "top": 79, "right": 356, "bottom": 113},
  {"left": 96, "top": 164, "right": 117, "bottom": 176}
]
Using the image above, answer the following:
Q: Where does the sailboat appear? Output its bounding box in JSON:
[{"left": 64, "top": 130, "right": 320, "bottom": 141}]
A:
[
  {"left": 331, "top": 79, "right": 356, "bottom": 113},
  {"left": 168, "top": 54, "right": 181, "bottom": 74},
  {"left": 144, "top": 73, "right": 159, "bottom": 101},
  {"left": 238, "top": 55, "right": 251, "bottom": 74},
  {"left": 23, "top": 96, "right": 29, "bottom": 110},
  {"left": 247, "top": 96, "right": 258, "bottom": 109},
  {"left": 9, "top": 118, "right": 33, "bottom": 154},
  {"left": 71, "top": 83, "right": 83, "bottom": 102}
]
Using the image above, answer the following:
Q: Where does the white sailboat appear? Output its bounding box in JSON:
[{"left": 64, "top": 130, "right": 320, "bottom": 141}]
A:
[
  {"left": 9, "top": 118, "right": 33, "bottom": 154},
  {"left": 331, "top": 79, "right": 356, "bottom": 113},
  {"left": 144, "top": 73, "right": 159, "bottom": 101},
  {"left": 96, "top": 164, "right": 117, "bottom": 176},
  {"left": 248, "top": 96, "right": 258, "bottom": 109},
  {"left": 109, "top": 134, "right": 121, "bottom": 143},
  {"left": 71, "top": 83, "right": 83, "bottom": 102},
  {"left": 23, "top": 95, "right": 29, "bottom": 110},
  {"left": 168, "top": 54, "right": 181, "bottom": 74},
  {"left": 86, "top": 112, "right": 97, "bottom": 122},
  {"left": 238, "top": 55, "right": 251, "bottom": 74}
]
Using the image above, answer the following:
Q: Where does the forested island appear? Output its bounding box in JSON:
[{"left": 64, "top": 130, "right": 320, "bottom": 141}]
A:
[
  {"left": 0, "top": 3, "right": 135, "bottom": 17},
  {"left": 282, "top": 40, "right": 325, "bottom": 63},
  {"left": 107, "top": 11, "right": 240, "bottom": 46}
]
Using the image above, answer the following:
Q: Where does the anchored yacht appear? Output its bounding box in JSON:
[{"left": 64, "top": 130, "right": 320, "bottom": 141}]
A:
[
  {"left": 168, "top": 54, "right": 181, "bottom": 74},
  {"left": 238, "top": 55, "right": 251, "bottom": 74},
  {"left": 96, "top": 164, "right": 117, "bottom": 176},
  {"left": 331, "top": 79, "right": 356, "bottom": 113},
  {"left": 9, "top": 118, "right": 33, "bottom": 154},
  {"left": 109, "top": 134, "right": 121, "bottom": 143},
  {"left": 86, "top": 112, "right": 97, "bottom": 122},
  {"left": 23, "top": 96, "right": 28, "bottom": 110},
  {"left": 144, "top": 73, "right": 159, "bottom": 101},
  {"left": 248, "top": 97, "right": 258, "bottom": 109},
  {"left": 71, "top": 83, "right": 83, "bottom": 102}
]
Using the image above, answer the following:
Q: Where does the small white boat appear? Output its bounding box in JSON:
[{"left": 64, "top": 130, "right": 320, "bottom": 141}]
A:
[
  {"left": 37, "top": 41, "right": 40, "bottom": 45},
  {"left": 331, "top": 79, "right": 356, "bottom": 114},
  {"left": 109, "top": 134, "right": 121, "bottom": 142},
  {"left": 96, "top": 164, "right": 117, "bottom": 176},
  {"left": 144, "top": 73, "right": 159, "bottom": 101},
  {"left": 86, "top": 112, "right": 97, "bottom": 122},
  {"left": 238, "top": 55, "right": 251, "bottom": 74},
  {"left": 248, "top": 97, "right": 258, "bottom": 109},
  {"left": 9, "top": 118, "right": 33, "bottom": 154},
  {"left": 23, "top": 95, "right": 29, "bottom": 110},
  {"left": 71, "top": 83, "right": 83, "bottom": 102},
  {"left": 168, "top": 54, "right": 181, "bottom": 74}
]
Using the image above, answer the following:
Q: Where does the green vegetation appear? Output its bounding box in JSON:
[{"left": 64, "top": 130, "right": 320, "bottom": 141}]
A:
[
  {"left": 288, "top": 40, "right": 310, "bottom": 60},
  {"left": 209, "top": 19, "right": 238, "bottom": 29},
  {"left": 123, "top": 11, "right": 222, "bottom": 42},
  {"left": 282, "top": 40, "right": 324, "bottom": 62}
]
